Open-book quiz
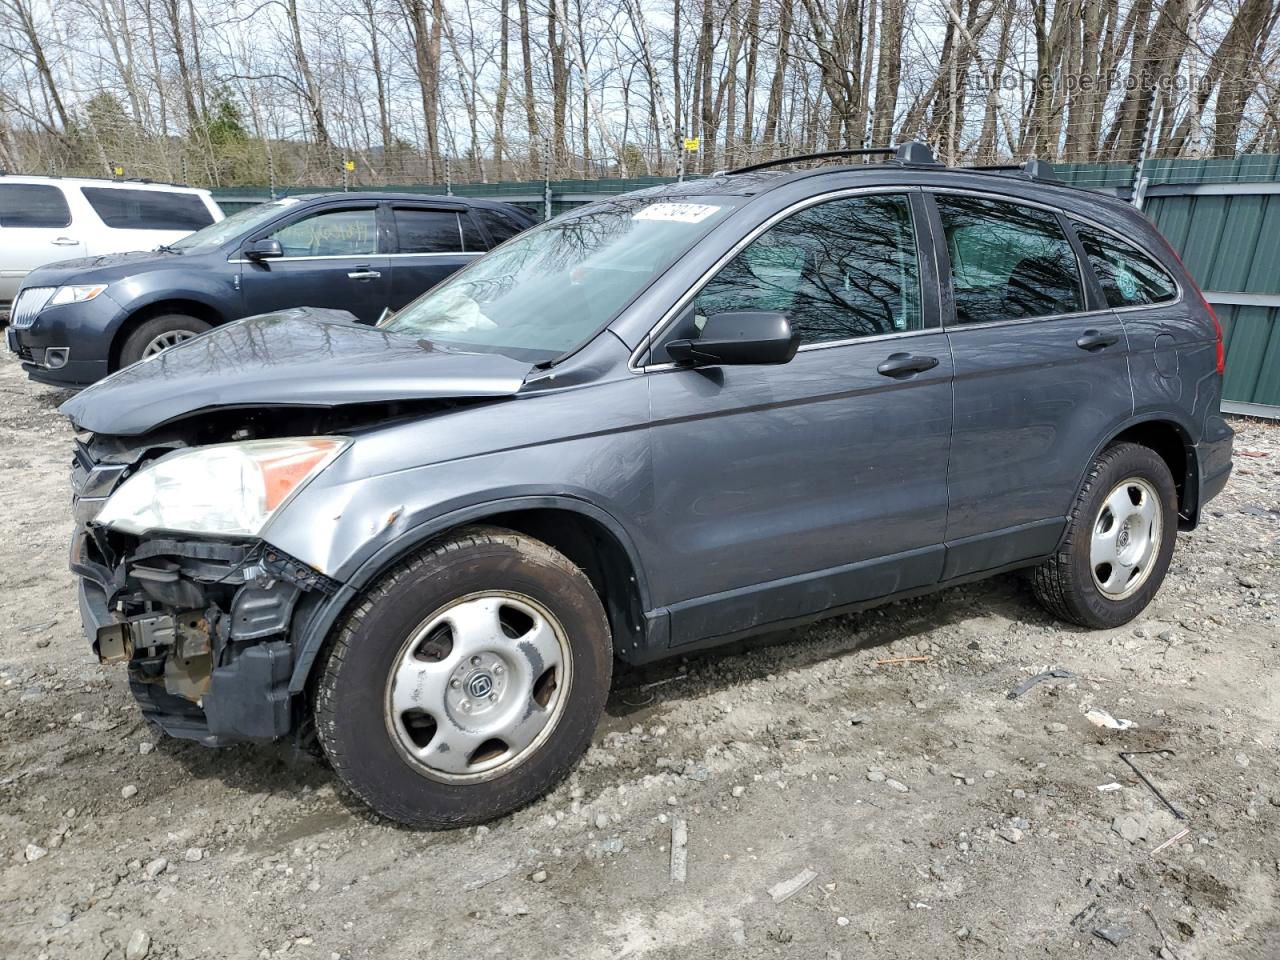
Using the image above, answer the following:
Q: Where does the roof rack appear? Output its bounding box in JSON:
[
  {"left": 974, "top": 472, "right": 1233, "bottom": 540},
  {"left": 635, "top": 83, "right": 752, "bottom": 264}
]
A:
[
  {"left": 720, "top": 141, "right": 939, "bottom": 176},
  {"left": 0, "top": 171, "right": 195, "bottom": 189},
  {"left": 962, "top": 158, "right": 1061, "bottom": 184}
]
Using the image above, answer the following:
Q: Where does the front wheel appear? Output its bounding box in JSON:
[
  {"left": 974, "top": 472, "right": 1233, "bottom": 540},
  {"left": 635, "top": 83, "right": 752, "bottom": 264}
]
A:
[
  {"left": 313, "top": 526, "right": 612, "bottom": 828},
  {"left": 1032, "top": 442, "right": 1178, "bottom": 629},
  {"left": 119, "top": 314, "right": 211, "bottom": 367}
]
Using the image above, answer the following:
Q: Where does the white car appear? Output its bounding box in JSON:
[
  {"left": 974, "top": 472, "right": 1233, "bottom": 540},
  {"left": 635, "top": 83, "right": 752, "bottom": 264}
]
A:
[{"left": 0, "top": 176, "right": 222, "bottom": 317}]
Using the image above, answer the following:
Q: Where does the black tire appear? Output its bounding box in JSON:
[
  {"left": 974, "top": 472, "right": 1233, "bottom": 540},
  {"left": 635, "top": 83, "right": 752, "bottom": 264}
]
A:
[
  {"left": 313, "top": 525, "right": 612, "bottom": 828},
  {"left": 1032, "top": 442, "right": 1178, "bottom": 629},
  {"left": 118, "top": 314, "right": 211, "bottom": 367}
]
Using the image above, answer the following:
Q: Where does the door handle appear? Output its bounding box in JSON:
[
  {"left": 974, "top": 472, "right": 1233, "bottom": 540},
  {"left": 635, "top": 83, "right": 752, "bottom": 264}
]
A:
[
  {"left": 877, "top": 353, "right": 940, "bottom": 378},
  {"left": 51, "top": 237, "right": 79, "bottom": 246},
  {"left": 347, "top": 269, "right": 381, "bottom": 280},
  {"left": 1076, "top": 329, "right": 1119, "bottom": 351}
]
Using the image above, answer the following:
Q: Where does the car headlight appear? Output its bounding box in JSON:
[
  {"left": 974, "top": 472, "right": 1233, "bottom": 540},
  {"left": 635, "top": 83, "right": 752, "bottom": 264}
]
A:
[
  {"left": 95, "top": 437, "right": 349, "bottom": 537},
  {"left": 49, "top": 283, "right": 109, "bottom": 306}
]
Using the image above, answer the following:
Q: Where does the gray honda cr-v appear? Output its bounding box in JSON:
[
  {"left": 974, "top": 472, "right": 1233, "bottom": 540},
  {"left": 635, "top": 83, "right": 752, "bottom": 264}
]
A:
[{"left": 61, "top": 142, "right": 1233, "bottom": 827}]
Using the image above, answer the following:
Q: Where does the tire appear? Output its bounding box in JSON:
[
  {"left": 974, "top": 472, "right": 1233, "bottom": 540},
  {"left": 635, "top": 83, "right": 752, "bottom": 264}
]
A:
[
  {"left": 313, "top": 525, "right": 612, "bottom": 828},
  {"left": 118, "top": 314, "right": 211, "bottom": 367},
  {"left": 1032, "top": 442, "right": 1178, "bottom": 629}
]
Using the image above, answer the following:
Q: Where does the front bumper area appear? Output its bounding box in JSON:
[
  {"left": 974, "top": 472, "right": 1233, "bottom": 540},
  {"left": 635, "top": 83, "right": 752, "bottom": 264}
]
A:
[
  {"left": 7, "top": 293, "right": 124, "bottom": 387},
  {"left": 73, "top": 528, "right": 335, "bottom": 746}
]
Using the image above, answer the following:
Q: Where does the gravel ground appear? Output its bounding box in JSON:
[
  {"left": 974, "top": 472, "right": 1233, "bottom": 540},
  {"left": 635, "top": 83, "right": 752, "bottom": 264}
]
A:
[{"left": 0, "top": 350, "right": 1277, "bottom": 960}]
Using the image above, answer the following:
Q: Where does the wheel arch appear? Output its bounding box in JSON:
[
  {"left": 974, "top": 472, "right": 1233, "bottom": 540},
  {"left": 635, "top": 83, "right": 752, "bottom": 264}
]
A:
[
  {"left": 288, "top": 496, "right": 653, "bottom": 693},
  {"left": 1087, "top": 415, "right": 1200, "bottom": 529},
  {"left": 108, "top": 298, "right": 226, "bottom": 371}
]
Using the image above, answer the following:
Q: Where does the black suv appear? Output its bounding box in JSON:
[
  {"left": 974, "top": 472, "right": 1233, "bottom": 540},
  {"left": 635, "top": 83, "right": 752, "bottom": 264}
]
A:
[
  {"left": 6, "top": 193, "right": 535, "bottom": 386},
  {"left": 61, "top": 144, "right": 1232, "bottom": 828}
]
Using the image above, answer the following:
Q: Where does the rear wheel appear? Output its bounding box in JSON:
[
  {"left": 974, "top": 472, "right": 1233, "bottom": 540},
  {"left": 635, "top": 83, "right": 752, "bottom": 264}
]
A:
[
  {"left": 1032, "top": 442, "right": 1178, "bottom": 628},
  {"left": 313, "top": 526, "right": 612, "bottom": 828},
  {"left": 119, "top": 314, "right": 211, "bottom": 367}
]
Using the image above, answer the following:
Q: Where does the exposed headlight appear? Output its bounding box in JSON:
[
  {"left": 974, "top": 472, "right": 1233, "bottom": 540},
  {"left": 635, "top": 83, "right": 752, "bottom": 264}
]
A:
[
  {"left": 96, "top": 437, "right": 349, "bottom": 537},
  {"left": 49, "top": 283, "right": 108, "bottom": 306}
]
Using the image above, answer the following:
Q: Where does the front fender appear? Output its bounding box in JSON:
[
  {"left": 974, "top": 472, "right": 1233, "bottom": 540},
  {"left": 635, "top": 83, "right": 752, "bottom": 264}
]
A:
[{"left": 280, "top": 494, "right": 652, "bottom": 693}]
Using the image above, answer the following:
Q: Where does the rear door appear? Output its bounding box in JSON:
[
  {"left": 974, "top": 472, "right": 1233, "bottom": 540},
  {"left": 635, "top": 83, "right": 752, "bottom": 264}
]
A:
[
  {"left": 387, "top": 204, "right": 485, "bottom": 309},
  {"left": 0, "top": 184, "right": 82, "bottom": 306},
  {"left": 929, "top": 191, "right": 1131, "bottom": 578},
  {"left": 78, "top": 186, "right": 216, "bottom": 253},
  {"left": 239, "top": 202, "right": 390, "bottom": 323}
]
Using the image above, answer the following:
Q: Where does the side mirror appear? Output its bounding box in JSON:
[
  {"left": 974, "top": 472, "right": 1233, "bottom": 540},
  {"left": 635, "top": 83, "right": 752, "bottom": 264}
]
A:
[
  {"left": 244, "top": 238, "right": 283, "bottom": 261},
  {"left": 665, "top": 311, "right": 800, "bottom": 367}
]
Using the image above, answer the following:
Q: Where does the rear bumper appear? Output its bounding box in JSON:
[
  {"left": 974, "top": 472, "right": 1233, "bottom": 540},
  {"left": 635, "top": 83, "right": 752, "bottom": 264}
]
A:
[{"left": 1190, "top": 412, "right": 1234, "bottom": 522}]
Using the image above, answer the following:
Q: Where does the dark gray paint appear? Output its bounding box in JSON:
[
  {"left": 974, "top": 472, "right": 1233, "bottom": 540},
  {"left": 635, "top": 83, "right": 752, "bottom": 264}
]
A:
[{"left": 65, "top": 163, "right": 1234, "bottom": 706}]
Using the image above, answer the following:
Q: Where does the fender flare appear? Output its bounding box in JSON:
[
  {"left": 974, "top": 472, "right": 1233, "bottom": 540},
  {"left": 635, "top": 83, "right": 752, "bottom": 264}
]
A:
[
  {"left": 285, "top": 494, "right": 651, "bottom": 693},
  {"left": 1056, "top": 411, "right": 1200, "bottom": 552}
]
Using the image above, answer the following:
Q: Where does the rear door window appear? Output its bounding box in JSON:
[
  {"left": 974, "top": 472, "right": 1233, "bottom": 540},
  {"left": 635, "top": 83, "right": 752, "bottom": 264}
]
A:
[
  {"left": 936, "top": 195, "right": 1083, "bottom": 324},
  {"left": 1073, "top": 223, "right": 1178, "bottom": 307},
  {"left": 0, "top": 184, "right": 71, "bottom": 227},
  {"left": 81, "top": 187, "right": 214, "bottom": 230},
  {"left": 393, "top": 208, "right": 462, "bottom": 254}
]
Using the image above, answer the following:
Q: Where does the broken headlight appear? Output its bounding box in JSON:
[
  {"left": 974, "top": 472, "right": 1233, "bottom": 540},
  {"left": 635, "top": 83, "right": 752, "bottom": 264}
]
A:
[{"left": 95, "top": 437, "right": 349, "bottom": 537}]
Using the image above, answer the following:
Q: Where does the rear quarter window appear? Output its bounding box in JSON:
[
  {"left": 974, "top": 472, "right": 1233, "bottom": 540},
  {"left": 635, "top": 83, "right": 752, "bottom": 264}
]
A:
[
  {"left": 0, "top": 184, "right": 71, "bottom": 227},
  {"left": 477, "top": 209, "right": 527, "bottom": 245},
  {"left": 1073, "top": 223, "right": 1178, "bottom": 307},
  {"left": 81, "top": 187, "right": 214, "bottom": 230}
]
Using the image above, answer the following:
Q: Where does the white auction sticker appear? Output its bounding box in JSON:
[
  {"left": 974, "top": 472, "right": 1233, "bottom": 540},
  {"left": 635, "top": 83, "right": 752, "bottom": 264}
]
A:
[{"left": 632, "top": 202, "right": 723, "bottom": 224}]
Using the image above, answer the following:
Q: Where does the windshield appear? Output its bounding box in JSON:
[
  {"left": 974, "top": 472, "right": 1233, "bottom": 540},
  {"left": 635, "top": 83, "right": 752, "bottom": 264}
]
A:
[
  {"left": 169, "top": 198, "right": 305, "bottom": 252},
  {"left": 383, "top": 196, "right": 741, "bottom": 362}
]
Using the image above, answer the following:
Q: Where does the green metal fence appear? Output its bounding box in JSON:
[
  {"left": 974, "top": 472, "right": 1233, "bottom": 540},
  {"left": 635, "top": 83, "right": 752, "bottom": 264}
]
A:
[{"left": 212, "top": 155, "right": 1280, "bottom": 412}]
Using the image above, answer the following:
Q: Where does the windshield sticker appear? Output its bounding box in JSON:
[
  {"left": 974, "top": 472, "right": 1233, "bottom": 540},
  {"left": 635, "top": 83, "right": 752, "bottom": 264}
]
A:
[{"left": 632, "top": 202, "right": 723, "bottom": 224}]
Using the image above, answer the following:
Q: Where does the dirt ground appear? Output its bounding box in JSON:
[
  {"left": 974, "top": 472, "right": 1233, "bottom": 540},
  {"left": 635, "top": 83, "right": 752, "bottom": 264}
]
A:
[{"left": 0, "top": 351, "right": 1277, "bottom": 960}]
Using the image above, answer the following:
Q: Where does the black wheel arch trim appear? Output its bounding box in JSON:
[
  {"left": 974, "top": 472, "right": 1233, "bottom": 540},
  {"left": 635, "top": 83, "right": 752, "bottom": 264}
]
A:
[
  {"left": 1058, "top": 411, "right": 1200, "bottom": 553},
  {"left": 284, "top": 494, "right": 653, "bottom": 694}
]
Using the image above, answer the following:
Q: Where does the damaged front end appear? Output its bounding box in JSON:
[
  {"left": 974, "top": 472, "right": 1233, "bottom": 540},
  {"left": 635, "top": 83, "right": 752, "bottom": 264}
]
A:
[{"left": 71, "top": 431, "right": 340, "bottom": 746}]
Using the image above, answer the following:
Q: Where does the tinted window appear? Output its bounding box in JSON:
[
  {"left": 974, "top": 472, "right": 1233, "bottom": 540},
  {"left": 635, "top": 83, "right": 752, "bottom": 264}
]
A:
[
  {"left": 460, "top": 212, "right": 487, "bottom": 252},
  {"left": 270, "top": 208, "right": 377, "bottom": 256},
  {"left": 668, "top": 193, "right": 921, "bottom": 350},
  {"left": 81, "top": 187, "right": 214, "bottom": 230},
  {"left": 0, "top": 184, "right": 71, "bottom": 227},
  {"left": 937, "top": 195, "right": 1082, "bottom": 324},
  {"left": 1074, "top": 223, "right": 1177, "bottom": 307},
  {"left": 477, "top": 209, "right": 526, "bottom": 245},
  {"left": 394, "top": 208, "right": 461, "bottom": 253}
]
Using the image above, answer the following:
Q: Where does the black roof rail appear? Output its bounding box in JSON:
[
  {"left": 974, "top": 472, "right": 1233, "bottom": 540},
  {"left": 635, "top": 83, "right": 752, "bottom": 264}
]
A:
[
  {"left": 963, "top": 158, "right": 1061, "bottom": 184},
  {"left": 720, "top": 141, "right": 939, "bottom": 176}
]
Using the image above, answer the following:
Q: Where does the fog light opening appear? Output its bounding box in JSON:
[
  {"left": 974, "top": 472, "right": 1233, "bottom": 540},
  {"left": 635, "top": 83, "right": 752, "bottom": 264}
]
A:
[{"left": 44, "top": 347, "right": 70, "bottom": 369}]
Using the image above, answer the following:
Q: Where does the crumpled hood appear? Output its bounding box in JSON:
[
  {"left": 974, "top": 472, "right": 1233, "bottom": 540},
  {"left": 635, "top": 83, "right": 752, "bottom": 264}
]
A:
[{"left": 60, "top": 308, "right": 532, "bottom": 435}]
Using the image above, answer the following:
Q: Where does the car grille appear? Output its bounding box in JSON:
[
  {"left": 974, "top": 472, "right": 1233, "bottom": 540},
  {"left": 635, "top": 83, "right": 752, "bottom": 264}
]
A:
[{"left": 10, "top": 286, "right": 55, "bottom": 329}]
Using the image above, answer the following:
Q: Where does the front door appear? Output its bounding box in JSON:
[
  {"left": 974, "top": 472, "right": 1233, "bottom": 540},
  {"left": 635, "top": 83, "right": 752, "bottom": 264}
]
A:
[
  {"left": 239, "top": 203, "right": 390, "bottom": 324},
  {"left": 644, "top": 191, "right": 953, "bottom": 645},
  {"left": 929, "top": 191, "right": 1132, "bottom": 578}
]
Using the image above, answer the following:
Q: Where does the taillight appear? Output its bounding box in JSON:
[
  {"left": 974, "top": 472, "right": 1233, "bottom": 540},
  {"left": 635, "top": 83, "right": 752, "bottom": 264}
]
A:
[{"left": 1199, "top": 292, "right": 1225, "bottom": 376}]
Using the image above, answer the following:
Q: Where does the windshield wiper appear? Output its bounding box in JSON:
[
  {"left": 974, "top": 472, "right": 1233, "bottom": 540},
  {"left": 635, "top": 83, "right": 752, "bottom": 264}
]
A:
[{"left": 155, "top": 243, "right": 184, "bottom": 255}]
